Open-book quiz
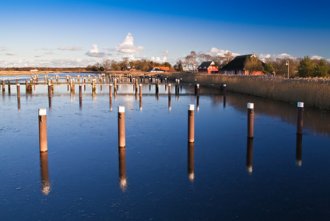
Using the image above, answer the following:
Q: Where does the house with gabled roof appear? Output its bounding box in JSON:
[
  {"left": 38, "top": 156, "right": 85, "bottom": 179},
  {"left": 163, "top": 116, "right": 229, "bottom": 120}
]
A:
[
  {"left": 221, "top": 54, "right": 265, "bottom": 75},
  {"left": 197, "top": 61, "right": 219, "bottom": 74}
]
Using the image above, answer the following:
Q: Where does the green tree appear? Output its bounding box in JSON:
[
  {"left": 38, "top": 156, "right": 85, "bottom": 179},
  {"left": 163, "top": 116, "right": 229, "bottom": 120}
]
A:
[
  {"left": 314, "top": 59, "right": 329, "bottom": 77},
  {"left": 298, "top": 57, "right": 315, "bottom": 77},
  {"left": 245, "top": 56, "right": 264, "bottom": 74}
]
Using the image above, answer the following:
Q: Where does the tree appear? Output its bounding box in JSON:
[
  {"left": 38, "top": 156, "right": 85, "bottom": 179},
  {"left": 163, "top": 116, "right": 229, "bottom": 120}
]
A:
[
  {"left": 314, "top": 59, "right": 329, "bottom": 77},
  {"left": 244, "top": 56, "right": 264, "bottom": 74},
  {"left": 298, "top": 57, "right": 315, "bottom": 77}
]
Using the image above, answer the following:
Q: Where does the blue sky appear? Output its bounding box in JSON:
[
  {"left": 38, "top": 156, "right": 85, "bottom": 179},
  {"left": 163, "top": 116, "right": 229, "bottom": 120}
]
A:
[{"left": 0, "top": 0, "right": 329, "bottom": 67}]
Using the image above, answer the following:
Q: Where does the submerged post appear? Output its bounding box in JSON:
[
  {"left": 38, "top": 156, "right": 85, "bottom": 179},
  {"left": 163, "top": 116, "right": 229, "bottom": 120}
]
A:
[
  {"left": 118, "top": 106, "right": 126, "bottom": 148},
  {"left": 139, "top": 84, "right": 142, "bottom": 97},
  {"left": 188, "top": 104, "right": 195, "bottom": 143},
  {"left": 38, "top": 108, "right": 48, "bottom": 152},
  {"left": 188, "top": 142, "right": 195, "bottom": 182},
  {"left": 246, "top": 138, "right": 254, "bottom": 174},
  {"left": 297, "top": 102, "right": 304, "bottom": 135},
  {"left": 247, "top": 103, "right": 254, "bottom": 138}
]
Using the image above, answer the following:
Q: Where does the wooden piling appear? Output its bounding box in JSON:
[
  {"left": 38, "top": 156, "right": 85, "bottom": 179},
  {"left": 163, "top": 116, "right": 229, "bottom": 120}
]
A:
[
  {"left": 195, "top": 84, "right": 200, "bottom": 95},
  {"left": 38, "top": 108, "right": 48, "bottom": 152},
  {"left": 247, "top": 103, "right": 255, "bottom": 138},
  {"left": 297, "top": 102, "right": 304, "bottom": 135},
  {"left": 118, "top": 106, "right": 126, "bottom": 148},
  {"left": 188, "top": 104, "right": 195, "bottom": 143},
  {"left": 296, "top": 134, "right": 302, "bottom": 167}
]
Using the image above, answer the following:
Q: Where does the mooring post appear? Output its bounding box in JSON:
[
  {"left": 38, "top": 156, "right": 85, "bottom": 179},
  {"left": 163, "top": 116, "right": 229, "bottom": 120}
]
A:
[
  {"left": 196, "top": 95, "right": 200, "bottom": 111},
  {"left": 139, "top": 95, "right": 143, "bottom": 111},
  {"left": 247, "top": 103, "right": 255, "bottom": 138},
  {"left": 168, "top": 83, "right": 171, "bottom": 95},
  {"left": 118, "top": 106, "right": 126, "bottom": 148},
  {"left": 2, "top": 80, "right": 5, "bottom": 93},
  {"left": 109, "top": 83, "right": 113, "bottom": 98},
  {"left": 188, "top": 104, "right": 195, "bottom": 143},
  {"left": 188, "top": 142, "right": 195, "bottom": 182},
  {"left": 38, "top": 108, "right": 48, "bottom": 152},
  {"left": 195, "top": 84, "right": 199, "bottom": 95},
  {"left": 48, "top": 83, "right": 52, "bottom": 97},
  {"left": 297, "top": 102, "right": 304, "bottom": 135}
]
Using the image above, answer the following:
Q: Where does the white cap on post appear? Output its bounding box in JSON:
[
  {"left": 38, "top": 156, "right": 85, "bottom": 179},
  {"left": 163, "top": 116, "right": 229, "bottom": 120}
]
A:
[
  {"left": 297, "top": 102, "right": 304, "bottom": 108},
  {"left": 118, "top": 106, "right": 125, "bottom": 113},
  {"left": 38, "top": 108, "right": 47, "bottom": 116},
  {"left": 168, "top": 84, "right": 171, "bottom": 87},
  {"left": 189, "top": 104, "right": 195, "bottom": 111},
  {"left": 196, "top": 84, "right": 199, "bottom": 87},
  {"left": 247, "top": 103, "right": 254, "bottom": 110}
]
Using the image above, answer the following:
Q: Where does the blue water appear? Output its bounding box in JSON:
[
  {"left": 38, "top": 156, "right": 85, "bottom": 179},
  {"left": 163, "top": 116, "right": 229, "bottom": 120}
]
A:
[{"left": 0, "top": 81, "right": 330, "bottom": 220}]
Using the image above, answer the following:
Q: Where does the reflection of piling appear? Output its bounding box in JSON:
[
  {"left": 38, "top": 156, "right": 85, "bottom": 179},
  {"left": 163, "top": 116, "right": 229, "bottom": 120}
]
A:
[
  {"left": 17, "top": 84, "right": 21, "bottom": 110},
  {"left": 7, "top": 81, "right": 11, "bottom": 95},
  {"left": 188, "top": 104, "right": 195, "bottom": 143},
  {"left": 109, "top": 84, "right": 113, "bottom": 98},
  {"left": 194, "top": 84, "right": 200, "bottom": 95},
  {"left": 38, "top": 108, "right": 48, "bottom": 152},
  {"left": 139, "top": 84, "right": 142, "bottom": 97},
  {"left": 223, "top": 94, "right": 227, "bottom": 108},
  {"left": 247, "top": 103, "right": 255, "bottom": 138},
  {"left": 155, "top": 82, "right": 159, "bottom": 95},
  {"left": 92, "top": 79, "right": 96, "bottom": 94},
  {"left": 196, "top": 96, "right": 200, "bottom": 111},
  {"left": 79, "top": 85, "right": 82, "bottom": 109},
  {"left": 297, "top": 102, "right": 304, "bottom": 135},
  {"left": 139, "top": 95, "right": 143, "bottom": 111},
  {"left": 168, "top": 94, "right": 172, "bottom": 111},
  {"left": 40, "top": 152, "right": 51, "bottom": 195},
  {"left": 2, "top": 80, "right": 5, "bottom": 93},
  {"left": 188, "top": 142, "right": 195, "bottom": 182},
  {"left": 118, "top": 147, "right": 127, "bottom": 191},
  {"left": 168, "top": 84, "right": 171, "bottom": 95},
  {"left": 246, "top": 138, "right": 254, "bottom": 174},
  {"left": 118, "top": 106, "right": 126, "bottom": 148},
  {"left": 296, "top": 134, "right": 303, "bottom": 167}
]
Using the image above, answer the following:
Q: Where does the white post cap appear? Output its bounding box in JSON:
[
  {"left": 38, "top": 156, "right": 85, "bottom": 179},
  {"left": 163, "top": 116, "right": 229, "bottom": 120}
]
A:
[
  {"left": 247, "top": 103, "right": 254, "bottom": 109},
  {"left": 297, "top": 102, "right": 304, "bottom": 108},
  {"left": 16, "top": 83, "right": 20, "bottom": 86},
  {"left": 189, "top": 104, "right": 195, "bottom": 111},
  {"left": 118, "top": 106, "right": 125, "bottom": 113},
  {"left": 110, "top": 84, "right": 113, "bottom": 86},
  {"left": 38, "top": 108, "right": 47, "bottom": 116},
  {"left": 139, "top": 84, "right": 142, "bottom": 86},
  {"left": 223, "top": 84, "right": 227, "bottom": 87},
  {"left": 196, "top": 84, "right": 199, "bottom": 87},
  {"left": 168, "top": 84, "right": 171, "bottom": 87}
]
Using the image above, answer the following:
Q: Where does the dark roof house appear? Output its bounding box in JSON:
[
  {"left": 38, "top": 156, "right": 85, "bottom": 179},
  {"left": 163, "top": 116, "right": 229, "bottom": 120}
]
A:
[
  {"left": 198, "top": 61, "right": 219, "bottom": 74},
  {"left": 221, "top": 54, "right": 265, "bottom": 75}
]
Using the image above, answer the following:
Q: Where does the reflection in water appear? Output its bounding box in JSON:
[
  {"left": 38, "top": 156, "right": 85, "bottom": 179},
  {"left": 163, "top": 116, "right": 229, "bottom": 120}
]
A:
[
  {"left": 296, "top": 134, "right": 303, "bottom": 167},
  {"left": 246, "top": 138, "right": 254, "bottom": 175},
  {"left": 118, "top": 147, "right": 127, "bottom": 192},
  {"left": 17, "top": 97, "right": 21, "bottom": 110},
  {"left": 168, "top": 95, "right": 172, "bottom": 111},
  {"left": 188, "top": 142, "right": 195, "bottom": 182},
  {"left": 40, "top": 152, "right": 51, "bottom": 195},
  {"left": 223, "top": 95, "right": 226, "bottom": 108},
  {"left": 48, "top": 96, "right": 52, "bottom": 109},
  {"left": 79, "top": 96, "right": 82, "bottom": 110},
  {"left": 222, "top": 93, "right": 330, "bottom": 136},
  {"left": 196, "top": 96, "right": 200, "bottom": 111},
  {"left": 139, "top": 95, "right": 143, "bottom": 111},
  {"left": 109, "top": 96, "right": 113, "bottom": 112}
]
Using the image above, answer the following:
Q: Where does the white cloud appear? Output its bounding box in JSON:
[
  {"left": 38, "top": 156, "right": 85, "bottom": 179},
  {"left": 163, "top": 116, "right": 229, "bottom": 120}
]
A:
[
  {"left": 58, "top": 46, "right": 83, "bottom": 51},
  {"left": 311, "top": 55, "right": 323, "bottom": 60},
  {"left": 209, "top": 47, "right": 240, "bottom": 57},
  {"left": 5, "top": 53, "right": 15, "bottom": 56},
  {"left": 117, "top": 33, "right": 143, "bottom": 54},
  {"left": 0, "top": 47, "right": 7, "bottom": 52},
  {"left": 151, "top": 50, "right": 168, "bottom": 63},
  {"left": 86, "top": 44, "right": 107, "bottom": 58}
]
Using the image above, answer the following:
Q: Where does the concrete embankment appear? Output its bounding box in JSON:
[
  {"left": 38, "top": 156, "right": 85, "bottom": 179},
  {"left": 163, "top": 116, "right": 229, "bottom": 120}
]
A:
[{"left": 167, "top": 73, "right": 330, "bottom": 110}]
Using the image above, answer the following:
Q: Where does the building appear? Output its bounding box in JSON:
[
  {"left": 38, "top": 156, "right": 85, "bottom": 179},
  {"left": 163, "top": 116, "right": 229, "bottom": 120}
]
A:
[
  {"left": 221, "top": 54, "right": 265, "bottom": 75},
  {"left": 197, "top": 61, "right": 219, "bottom": 74}
]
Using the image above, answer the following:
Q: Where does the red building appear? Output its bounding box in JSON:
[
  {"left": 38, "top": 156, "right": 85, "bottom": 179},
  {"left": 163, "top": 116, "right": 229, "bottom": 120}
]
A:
[{"left": 198, "top": 61, "right": 219, "bottom": 74}]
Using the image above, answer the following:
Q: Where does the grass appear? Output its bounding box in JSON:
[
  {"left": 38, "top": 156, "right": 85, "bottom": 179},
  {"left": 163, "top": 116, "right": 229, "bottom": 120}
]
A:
[{"left": 170, "top": 73, "right": 330, "bottom": 110}]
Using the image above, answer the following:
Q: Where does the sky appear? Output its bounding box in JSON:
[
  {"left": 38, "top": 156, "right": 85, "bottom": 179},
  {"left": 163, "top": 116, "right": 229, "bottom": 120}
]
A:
[{"left": 0, "top": 0, "right": 330, "bottom": 67}]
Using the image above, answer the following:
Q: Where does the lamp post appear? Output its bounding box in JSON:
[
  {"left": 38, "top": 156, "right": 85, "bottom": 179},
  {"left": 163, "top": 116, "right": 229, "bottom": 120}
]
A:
[{"left": 286, "top": 60, "right": 290, "bottom": 79}]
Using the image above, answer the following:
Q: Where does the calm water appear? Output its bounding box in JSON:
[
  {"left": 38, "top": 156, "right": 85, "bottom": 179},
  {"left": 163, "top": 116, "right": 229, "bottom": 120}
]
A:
[{"left": 1, "top": 80, "right": 330, "bottom": 220}]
